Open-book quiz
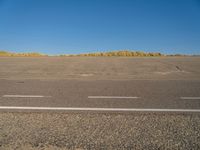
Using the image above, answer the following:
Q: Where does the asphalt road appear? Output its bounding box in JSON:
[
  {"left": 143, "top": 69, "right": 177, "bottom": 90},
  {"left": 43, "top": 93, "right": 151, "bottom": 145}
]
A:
[
  {"left": 0, "top": 79, "right": 200, "bottom": 111},
  {"left": 0, "top": 57, "right": 200, "bottom": 149}
]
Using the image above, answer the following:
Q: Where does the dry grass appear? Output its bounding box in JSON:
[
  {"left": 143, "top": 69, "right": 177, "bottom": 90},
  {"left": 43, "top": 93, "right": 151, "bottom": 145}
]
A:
[
  {"left": 63, "top": 50, "right": 187, "bottom": 57},
  {"left": 1, "top": 50, "right": 186, "bottom": 57},
  {"left": 0, "top": 51, "right": 45, "bottom": 57},
  {"left": 65, "top": 50, "right": 164, "bottom": 57}
]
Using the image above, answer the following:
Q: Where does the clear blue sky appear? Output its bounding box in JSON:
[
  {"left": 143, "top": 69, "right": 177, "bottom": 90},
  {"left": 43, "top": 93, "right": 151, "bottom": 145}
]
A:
[{"left": 0, "top": 0, "right": 200, "bottom": 54}]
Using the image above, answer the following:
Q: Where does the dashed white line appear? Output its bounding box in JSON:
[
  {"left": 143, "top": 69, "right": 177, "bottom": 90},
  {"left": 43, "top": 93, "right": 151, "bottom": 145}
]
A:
[
  {"left": 0, "top": 106, "right": 199, "bottom": 112},
  {"left": 180, "top": 97, "right": 200, "bottom": 100},
  {"left": 88, "top": 96, "right": 139, "bottom": 99},
  {"left": 2, "top": 95, "right": 51, "bottom": 98}
]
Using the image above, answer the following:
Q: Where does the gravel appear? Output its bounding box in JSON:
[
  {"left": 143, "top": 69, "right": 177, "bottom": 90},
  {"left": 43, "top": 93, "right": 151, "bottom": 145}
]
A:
[{"left": 0, "top": 112, "right": 200, "bottom": 149}]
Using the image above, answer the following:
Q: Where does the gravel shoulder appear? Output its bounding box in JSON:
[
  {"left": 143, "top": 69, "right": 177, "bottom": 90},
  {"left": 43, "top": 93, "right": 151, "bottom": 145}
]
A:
[{"left": 0, "top": 112, "right": 200, "bottom": 150}]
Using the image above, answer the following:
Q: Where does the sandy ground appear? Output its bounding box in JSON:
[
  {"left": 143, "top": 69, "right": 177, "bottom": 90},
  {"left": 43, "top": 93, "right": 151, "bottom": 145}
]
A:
[{"left": 0, "top": 57, "right": 199, "bottom": 80}]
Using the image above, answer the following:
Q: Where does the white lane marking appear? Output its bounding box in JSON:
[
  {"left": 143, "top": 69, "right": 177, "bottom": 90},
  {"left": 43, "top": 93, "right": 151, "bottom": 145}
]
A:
[
  {"left": 2, "top": 95, "right": 51, "bottom": 98},
  {"left": 88, "top": 96, "right": 139, "bottom": 99},
  {"left": 180, "top": 97, "right": 200, "bottom": 100},
  {"left": 0, "top": 106, "right": 199, "bottom": 112}
]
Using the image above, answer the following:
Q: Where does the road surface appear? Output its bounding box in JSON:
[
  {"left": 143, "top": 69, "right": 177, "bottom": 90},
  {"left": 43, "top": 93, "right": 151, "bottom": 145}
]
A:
[{"left": 0, "top": 57, "right": 200, "bottom": 149}]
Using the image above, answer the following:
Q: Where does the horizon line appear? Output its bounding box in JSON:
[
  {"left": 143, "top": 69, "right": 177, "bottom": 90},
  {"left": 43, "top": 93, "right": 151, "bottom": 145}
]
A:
[{"left": 0, "top": 49, "right": 199, "bottom": 56}]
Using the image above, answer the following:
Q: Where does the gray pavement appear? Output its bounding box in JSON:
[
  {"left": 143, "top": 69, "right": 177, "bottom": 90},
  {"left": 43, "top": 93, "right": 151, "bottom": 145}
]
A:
[
  {"left": 0, "top": 57, "right": 200, "bottom": 149},
  {"left": 0, "top": 79, "right": 200, "bottom": 111}
]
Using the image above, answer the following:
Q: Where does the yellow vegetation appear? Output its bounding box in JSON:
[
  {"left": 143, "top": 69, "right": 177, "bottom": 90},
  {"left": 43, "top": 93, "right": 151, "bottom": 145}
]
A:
[
  {"left": 67, "top": 50, "right": 163, "bottom": 57},
  {"left": 0, "top": 50, "right": 186, "bottom": 57},
  {"left": 0, "top": 51, "right": 46, "bottom": 57}
]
